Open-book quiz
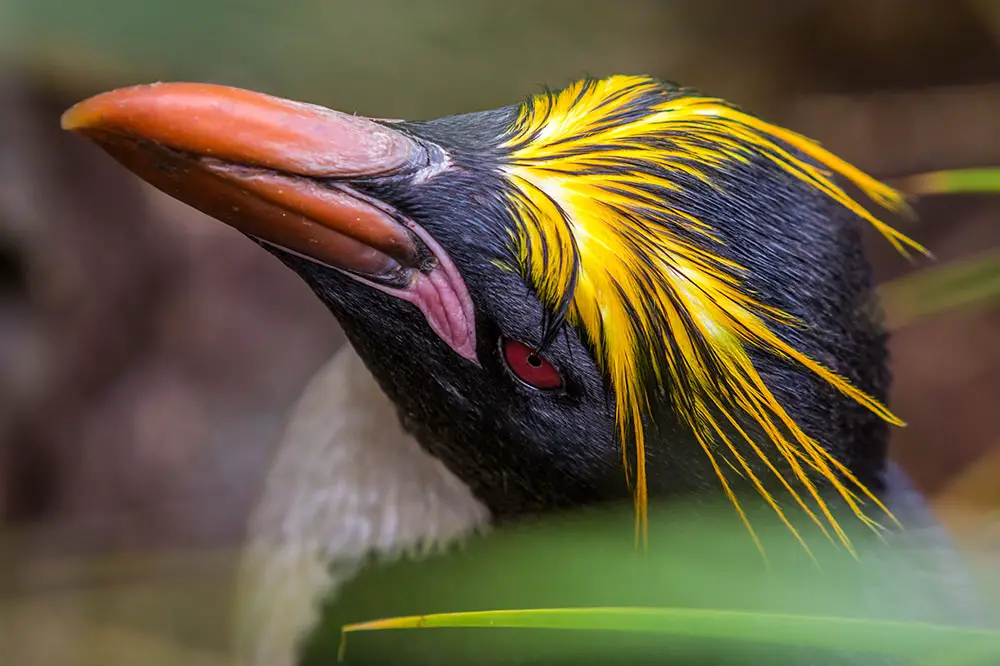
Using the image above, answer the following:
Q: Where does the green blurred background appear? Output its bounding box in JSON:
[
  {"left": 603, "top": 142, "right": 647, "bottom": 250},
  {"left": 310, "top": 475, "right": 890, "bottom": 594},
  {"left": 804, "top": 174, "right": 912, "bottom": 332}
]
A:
[{"left": 0, "top": 1, "right": 998, "bottom": 664}]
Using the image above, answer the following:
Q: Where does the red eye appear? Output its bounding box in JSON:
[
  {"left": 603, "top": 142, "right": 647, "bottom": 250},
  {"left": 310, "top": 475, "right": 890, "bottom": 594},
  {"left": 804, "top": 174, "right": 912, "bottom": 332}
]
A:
[{"left": 502, "top": 339, "right": 563, "bottom": 390}]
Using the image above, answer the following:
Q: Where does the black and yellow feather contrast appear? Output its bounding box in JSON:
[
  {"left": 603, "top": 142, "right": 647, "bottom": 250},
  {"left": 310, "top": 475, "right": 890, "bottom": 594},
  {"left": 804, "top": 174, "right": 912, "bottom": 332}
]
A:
[{"left": 493, "top": 75, "right": 927, "bottom": 555}]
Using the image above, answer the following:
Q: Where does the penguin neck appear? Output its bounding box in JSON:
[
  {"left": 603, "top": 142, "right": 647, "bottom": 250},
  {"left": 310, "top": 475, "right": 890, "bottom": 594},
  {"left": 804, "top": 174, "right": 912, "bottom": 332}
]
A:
[{"left": 236, "top": 344, "right": 488, "bottom": 666}]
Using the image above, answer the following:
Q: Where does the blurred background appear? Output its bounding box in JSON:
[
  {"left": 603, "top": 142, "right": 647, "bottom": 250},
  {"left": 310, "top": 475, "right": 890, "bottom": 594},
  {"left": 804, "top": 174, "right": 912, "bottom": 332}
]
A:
[{"left": 0, "top": 1, "right": 998, "bottom": 664}]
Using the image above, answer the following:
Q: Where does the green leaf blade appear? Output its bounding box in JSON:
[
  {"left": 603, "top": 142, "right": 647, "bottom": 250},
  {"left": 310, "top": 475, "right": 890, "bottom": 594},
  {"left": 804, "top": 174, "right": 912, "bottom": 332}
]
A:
[
  {"left": 898, "top": 168, "right": 1000, "bottom": 196},
  {"left": 340, "top": 607, "right": 1000, "bottom": 663},
  {"left": 880, "top": 250, "right": 1000, "bottom": 328}
]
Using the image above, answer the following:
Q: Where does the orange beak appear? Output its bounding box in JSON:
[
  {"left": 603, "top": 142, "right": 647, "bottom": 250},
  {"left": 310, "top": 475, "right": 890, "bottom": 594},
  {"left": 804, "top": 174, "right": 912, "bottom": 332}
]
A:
[
  {"left": 61, "top": 82, "right": 428, "bottom": 286},
  {"left": 61, "top": 82, "right": 477, "bottom": 361}
]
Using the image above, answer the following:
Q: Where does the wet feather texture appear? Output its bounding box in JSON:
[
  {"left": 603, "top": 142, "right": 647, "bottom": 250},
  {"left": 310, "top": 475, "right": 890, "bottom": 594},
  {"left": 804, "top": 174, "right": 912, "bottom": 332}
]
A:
[{"left": 498, "top": 75, "right": 927, "bottom": 553}]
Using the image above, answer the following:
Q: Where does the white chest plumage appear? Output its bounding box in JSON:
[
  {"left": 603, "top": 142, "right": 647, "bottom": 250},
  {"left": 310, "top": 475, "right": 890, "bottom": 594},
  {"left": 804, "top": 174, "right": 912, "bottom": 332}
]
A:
[{"left": 235, "top": 345, "right": 490, "bottom": 666}]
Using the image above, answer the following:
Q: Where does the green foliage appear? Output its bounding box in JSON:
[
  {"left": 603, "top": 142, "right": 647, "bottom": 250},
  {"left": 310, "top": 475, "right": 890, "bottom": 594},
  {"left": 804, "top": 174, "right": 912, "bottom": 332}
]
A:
[
  {"left": 881, "top": 250, "right": 1000, "bottom": 329},
  {"left": 340, "top": 607, "right": 999, "bottom": 663},
  {"left": 880, "top": 167, "right": 1000, "bottom": 327},
  {"left": 302, "top": 500, "right": 996, "bottom": 665},
  {"left": 898, "top": 168, "right": 1000, "bottom": 196}
]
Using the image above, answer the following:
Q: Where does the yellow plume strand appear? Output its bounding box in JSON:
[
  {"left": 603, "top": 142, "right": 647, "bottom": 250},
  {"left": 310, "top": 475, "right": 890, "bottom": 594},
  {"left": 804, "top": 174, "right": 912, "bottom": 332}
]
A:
[{"left": 499, "top": 75, "right": 928, "bottom": 556}]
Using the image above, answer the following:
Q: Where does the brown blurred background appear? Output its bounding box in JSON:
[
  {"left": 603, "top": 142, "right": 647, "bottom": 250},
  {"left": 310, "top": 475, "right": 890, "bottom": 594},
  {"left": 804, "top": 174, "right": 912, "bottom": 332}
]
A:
[{"left": 0, "top": 0, "right": 998, "bottom": 662}]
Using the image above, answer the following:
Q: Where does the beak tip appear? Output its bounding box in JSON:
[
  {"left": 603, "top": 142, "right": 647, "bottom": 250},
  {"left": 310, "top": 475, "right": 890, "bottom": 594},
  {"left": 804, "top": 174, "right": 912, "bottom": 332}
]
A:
[
  {"left": 61, "top": 82, "right": 167, "bottom": 134},
  {"left": 60, "top": 104, "right": 88, "bottom": 132}
]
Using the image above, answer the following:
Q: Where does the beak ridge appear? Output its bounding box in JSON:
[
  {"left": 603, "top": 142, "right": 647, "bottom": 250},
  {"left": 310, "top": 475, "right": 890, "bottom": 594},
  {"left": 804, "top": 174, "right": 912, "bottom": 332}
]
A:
[{"left": 61, "top": 82, "right": 417, "bottom": 178}]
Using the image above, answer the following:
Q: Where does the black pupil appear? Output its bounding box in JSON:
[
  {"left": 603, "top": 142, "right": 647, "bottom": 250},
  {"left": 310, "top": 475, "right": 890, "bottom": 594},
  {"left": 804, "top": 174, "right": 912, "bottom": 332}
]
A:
[{"left": 526, "top": 353, "right": 542, "bottom": 368}]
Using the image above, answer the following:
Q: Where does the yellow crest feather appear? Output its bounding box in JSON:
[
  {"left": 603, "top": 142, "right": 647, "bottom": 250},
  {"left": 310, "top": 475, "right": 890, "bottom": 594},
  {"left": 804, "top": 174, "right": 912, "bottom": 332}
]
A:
[{"left": 498, "top": 75, "right": 928, "bottom": 555}]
